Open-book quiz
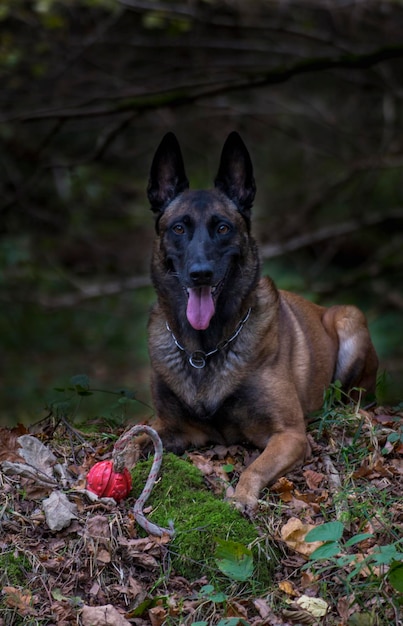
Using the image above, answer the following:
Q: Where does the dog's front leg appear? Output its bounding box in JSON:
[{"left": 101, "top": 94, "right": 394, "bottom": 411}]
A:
[{"left": 233, "top": 428, "right": 309, "bottom": 513}]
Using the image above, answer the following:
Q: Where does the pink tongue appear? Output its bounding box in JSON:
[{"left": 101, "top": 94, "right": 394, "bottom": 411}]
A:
[{"left": 186, "top": 287, "right": 215, "bottom": 330}]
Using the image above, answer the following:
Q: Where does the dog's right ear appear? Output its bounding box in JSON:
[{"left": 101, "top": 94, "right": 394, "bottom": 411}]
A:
[{"left": 147, "top": 133, "right": 189, "bottom": 217}]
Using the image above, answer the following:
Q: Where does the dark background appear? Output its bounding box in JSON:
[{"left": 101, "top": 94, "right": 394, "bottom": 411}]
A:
[{"left": 1, "top": 0, "right": 403, "bottom": 425}]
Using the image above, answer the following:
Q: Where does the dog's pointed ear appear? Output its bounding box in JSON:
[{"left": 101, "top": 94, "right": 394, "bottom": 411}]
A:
[
  {"left": 147, "top": 132, "right": 189, "bottom": 215},
  {"left": 214, "top": 132, "right": 256, "bottom": 223}
]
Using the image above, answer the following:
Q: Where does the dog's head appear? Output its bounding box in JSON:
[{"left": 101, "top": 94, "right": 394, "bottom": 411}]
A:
[{"left": 147, "top": 132, "right": 258, "bottom": 331}]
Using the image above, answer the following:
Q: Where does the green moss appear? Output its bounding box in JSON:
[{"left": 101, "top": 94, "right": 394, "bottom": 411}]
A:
[
  {"left": 0, "top": 551, "right": 32, "bottom": 586},
  {"left": 131, "top": 453, "right": 274, "bottom": 589}
]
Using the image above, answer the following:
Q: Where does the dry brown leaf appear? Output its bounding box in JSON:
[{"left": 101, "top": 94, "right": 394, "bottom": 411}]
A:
[
  {"left": 149, "top": 605, "right": 167, "bottom": 626},
  {"left": 349, "top": 552, "right": 383, "bottom": 578},
  {"left": 390, "top": 458, "right": 403, "bottom": 473},
  {"left": 280, "top": 517, "right": 323, "bottom": 556},
  {"left": 337, "top": 596, "right": 356, "bottom": 622},
  {"left": 300, "top": 570, "right": 318, "bottom": 589},
  {"left": 131, "top": 552, "right": 160, "bottom": 569},
  {"left": 3, "top": 586, "right": 37, "bottom": 615},
  {"left": 278, "top": 580, "right": 299, "bottom": 597},
  {"left": 81, "top": 604, "right": 131, "bottom": 626},
  {"left": 303, "top": 468, "right": 325, "bottom": 489},
  {"left": 187, "top": 452, "right": 215, "bottom": 475},
  {"left": 0, "top": 425, "right": 27, "bottom": 462},
  {"left": 271, "top": 476, "right": 295, "bottom": 502},
  {"left": 43, "top": 490, "right": 78, "bottom": 531},
  {"left": 85, "top": 515, "right": 111, "bottom": 540},
  {"left": 127, "top": 577, "right": 147, "bottom": 602},
  {"left": 96, "top": 548, "right": 111, "bottom": 564},
  {"left": 226, "top": 599, "right": 248, "bottom": 618},
  {"left": 89, "top": 582, "right": 101, "bottom": 596},
  {"left": 282, "top": 606, "right": 317, "bottom": 624},
  {"left": 253, "top": 598, "right": 272, "bottom": 619},
  {"left": 294, "top": 488, "right": 328, "bottom": 505},
  {"left": 372, "top": 413, "right": 396, "bottom": 426},
  {"left": 50, "top": 600, "right": 77, "bottom": 625}
]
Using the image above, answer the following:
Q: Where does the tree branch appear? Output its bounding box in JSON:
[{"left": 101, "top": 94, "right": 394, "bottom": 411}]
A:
[
  {"left": 260, "top": 207, "right": 403, "bottom": 259},
  {"left": 3, "top": 44, "right": 403, "bottom": 124}
]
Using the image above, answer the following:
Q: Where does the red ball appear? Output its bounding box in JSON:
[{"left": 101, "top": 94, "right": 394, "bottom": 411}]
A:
[{"left": 86, "top": 460, "right": 132, "bottom": 502}]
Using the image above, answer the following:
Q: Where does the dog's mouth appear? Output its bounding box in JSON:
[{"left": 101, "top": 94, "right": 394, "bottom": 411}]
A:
[{"left": 186, "top": 284, "right": 221, "bottom": 331}]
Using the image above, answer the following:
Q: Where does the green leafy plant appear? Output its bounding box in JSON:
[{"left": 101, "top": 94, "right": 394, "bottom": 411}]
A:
[
  {"left": 381, "top": 421, "right": 403, "bottom": 455},
  {"left": 304, "top": 521, "right": 403, "bottom": 592},
  {"left": 214, "top": 539, "right": 254, "bottom": 582},
  {"left": 192, "top": 588, "right": 251, "bottom": 626}
]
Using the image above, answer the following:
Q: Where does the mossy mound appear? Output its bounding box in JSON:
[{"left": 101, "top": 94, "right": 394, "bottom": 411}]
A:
[{"left": 131, "top": 453, "right": 274, "bottom": 589}]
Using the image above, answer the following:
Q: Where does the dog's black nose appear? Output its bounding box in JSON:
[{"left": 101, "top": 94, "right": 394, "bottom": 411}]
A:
[{"left": 189, "top": 263, "right": 213, "bottom": 284}]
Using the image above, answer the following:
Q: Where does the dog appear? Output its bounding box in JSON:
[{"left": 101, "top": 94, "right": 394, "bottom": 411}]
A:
[{"left": 145, "top": 131, "right": 378, "bottom": 512}]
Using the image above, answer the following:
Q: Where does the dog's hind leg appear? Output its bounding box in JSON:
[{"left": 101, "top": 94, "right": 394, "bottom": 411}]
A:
[{"left": 323, "top": 305, "right": 378, "bottom": 396}]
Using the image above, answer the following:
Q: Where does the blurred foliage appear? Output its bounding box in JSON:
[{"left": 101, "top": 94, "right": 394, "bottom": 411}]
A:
[{"left": 1, "top": 0, "right": 403, "bottom": 423}]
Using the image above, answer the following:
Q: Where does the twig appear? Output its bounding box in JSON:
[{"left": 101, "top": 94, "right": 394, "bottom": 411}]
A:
[{"left": 322, "top": 454, "right": 350, "bottom": 528}]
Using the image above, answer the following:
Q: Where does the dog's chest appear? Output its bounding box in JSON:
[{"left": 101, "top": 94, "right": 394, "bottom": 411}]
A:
[{"left": 154, "top": 335, "right": 247, "bottom": 415}]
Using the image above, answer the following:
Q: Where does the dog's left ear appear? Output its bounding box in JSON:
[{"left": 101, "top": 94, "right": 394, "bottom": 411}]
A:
[
  {"left": 147, "top": 132, "right": 189, "bottom": 216},
  {"left": 214, "top": 132, "right": 256, "bottom": 224}
]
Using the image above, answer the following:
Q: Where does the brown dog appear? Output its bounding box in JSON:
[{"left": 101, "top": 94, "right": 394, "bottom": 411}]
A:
[{"left": 145, "top": 131, "right": 378, "bottom": 511}]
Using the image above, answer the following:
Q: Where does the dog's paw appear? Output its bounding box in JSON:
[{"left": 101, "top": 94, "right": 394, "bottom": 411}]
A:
[{"left": 228, "top": 490, "right": 259, "bottom": 517}]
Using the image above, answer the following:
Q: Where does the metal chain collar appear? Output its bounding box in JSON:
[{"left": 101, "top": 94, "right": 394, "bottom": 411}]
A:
[{"left": 166, "top": 307, "right": 252, "bottom": 369}]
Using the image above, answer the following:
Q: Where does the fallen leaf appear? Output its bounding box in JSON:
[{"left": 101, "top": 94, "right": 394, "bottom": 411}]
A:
[
  {"left": 337, "top": 596, "right": 356, "bottom": 622},
  {"left": 300, "top": 570, "right": 317, "bottom": 588},
  {"left": 372, "top": 414, "right": 395, "bottom": 426},
  {"left": 272, "top": 477, "right": 294, "bottom": 502},
  {"left": 1, "top": 461, "right": 57, "bottom": 488},
  {"left": 282, "top": 606, "right": 317, "bottom": 624},
  {"left": 96, "top": 548, "right": 111, "bottom": 564},
  {"left": 296, "top": 595, "right": 328, "bottom": 617},
  {"left": 17, "top": 435, "right": 57, "bottom": 476},
  {"left": 390, "top": 459, "right": 403, "bottom": 473},
  {"left": 89, "top": 582, "right": 101, "bottom": 596},
  {"left": 85, "top": 515, "right": 111, "bottom": 540},
  {"left": 280, "top": 517, "right": 323, "bottom": 556},
  {"left": 43, "top": 490, "right": 78, "bottom": 531},
  {"left": 303, "top": 468, "right": 325, "bottom": 489},
  {"left": 149, "top": 605, "right": 167, "bottom": 626},
  {"left": 278, "top": 580, "right": 299, "bottom": 596},
  {"left": 3, "top": 586, "right": 37, "bottom": 615},
  {"left": 253, "top": 598, "right": 272, "bottom": 619},
  {"left": 187, "top": 452, "right": 214, "bottom": 475},
  {"left": 81, "top": 604, "right": 131, "bottom": 626},
  {"left": 0, "top": 425, "right": 27, "bottom": 462}
]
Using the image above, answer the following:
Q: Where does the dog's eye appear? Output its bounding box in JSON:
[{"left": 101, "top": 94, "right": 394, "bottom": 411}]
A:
[
  {"left": 172, "top": 224, "right": 185, "bottom": 235},
  {"left": 217, "top": 223, "right": 230, "bottom": 235}
]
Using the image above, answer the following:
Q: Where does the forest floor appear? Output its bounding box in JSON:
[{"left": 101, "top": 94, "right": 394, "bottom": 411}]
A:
[{"left": 0, "top": 394, "right": 402, "bottom": 626}]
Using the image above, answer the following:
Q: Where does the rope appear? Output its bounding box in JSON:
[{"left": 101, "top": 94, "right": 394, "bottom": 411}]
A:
[{"left": 113, "top": 424, "right": 175, "bottom": 538}]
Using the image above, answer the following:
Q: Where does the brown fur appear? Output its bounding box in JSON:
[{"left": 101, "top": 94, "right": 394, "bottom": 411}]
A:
[{"left": 145, "top": 132, "right": 378, "bottom": 511}]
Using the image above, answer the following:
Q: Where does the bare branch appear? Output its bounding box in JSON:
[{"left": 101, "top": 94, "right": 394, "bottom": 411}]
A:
[
  {"left": 33, "top": 275, "right": 151, "bottom": 308},
  {"left": 3, "top": 44, "right": 403, "bottom": 125},
  {"left": 260, "top": 207, "right": 403, "bottom": 259}
]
